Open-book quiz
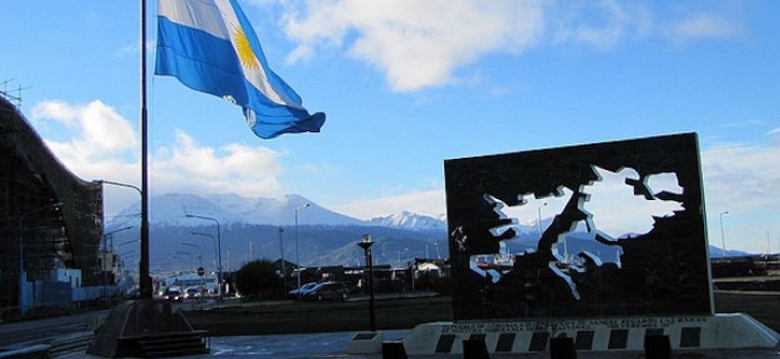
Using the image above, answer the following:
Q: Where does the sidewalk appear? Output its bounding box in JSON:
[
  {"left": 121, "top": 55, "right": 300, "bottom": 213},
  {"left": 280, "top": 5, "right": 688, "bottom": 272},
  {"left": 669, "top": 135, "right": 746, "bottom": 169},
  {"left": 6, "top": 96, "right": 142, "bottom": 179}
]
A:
[{"left": 53, "top": 330, "right": 780, "bottom": 359}]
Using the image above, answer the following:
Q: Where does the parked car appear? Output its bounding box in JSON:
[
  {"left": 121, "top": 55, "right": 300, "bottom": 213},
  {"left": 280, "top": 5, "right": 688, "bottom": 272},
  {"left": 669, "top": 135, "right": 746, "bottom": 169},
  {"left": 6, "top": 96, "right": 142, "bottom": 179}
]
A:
[
  {"left": 289, "top": 282, "right": 318, "bottom": 299},
  {"left": 301, "top": 282, "right": 349, "bottom": 301}
]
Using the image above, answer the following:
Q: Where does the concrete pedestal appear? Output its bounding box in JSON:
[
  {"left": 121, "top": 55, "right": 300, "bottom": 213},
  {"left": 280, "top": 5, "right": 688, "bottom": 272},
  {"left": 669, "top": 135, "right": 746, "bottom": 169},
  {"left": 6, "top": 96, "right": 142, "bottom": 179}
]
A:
[
  {"left": 398, "top": 313, "right": 779, "bottom": 355},
  {"left": 347, "top": 331, "right": 384, "bottom": 354}
]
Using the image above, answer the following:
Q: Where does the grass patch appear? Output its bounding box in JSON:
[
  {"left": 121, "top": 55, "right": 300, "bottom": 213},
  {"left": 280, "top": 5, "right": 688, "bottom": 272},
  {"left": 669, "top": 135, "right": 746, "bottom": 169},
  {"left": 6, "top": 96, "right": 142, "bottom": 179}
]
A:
[
  {"left": 184, "top": 296, "right": 453, "bottom": 336},
  {"left": 713, "top": 291, "right": 780, "bottom": 332},
  {"left": 185, "top": 292, "right": 780, "bottom": 336}
]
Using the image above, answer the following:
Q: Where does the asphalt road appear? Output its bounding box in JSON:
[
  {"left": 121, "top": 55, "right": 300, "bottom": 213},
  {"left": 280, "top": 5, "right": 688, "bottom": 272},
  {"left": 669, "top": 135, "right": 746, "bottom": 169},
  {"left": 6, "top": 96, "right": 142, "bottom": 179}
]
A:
[{"left": 0, "top": 310, "right": 106, "bottom": 347}]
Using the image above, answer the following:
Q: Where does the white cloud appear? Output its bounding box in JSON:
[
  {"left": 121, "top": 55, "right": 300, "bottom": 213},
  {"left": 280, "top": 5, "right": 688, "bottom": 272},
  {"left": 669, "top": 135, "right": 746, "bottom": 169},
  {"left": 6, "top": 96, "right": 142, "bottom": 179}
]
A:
[
  {"left": 115, "top": 40, "right": 157, "bottom": 57},
  {"left": 33, "top": 100, "right": 137, "bottom": 161},
  {"left": 277, "top": 1, "right": 745, "bottom": 91},
  {"left": 282, "top": 0, "right": 548, "bottom": 92},
  {"left": 667, "top": 13, "right": 743, "bottom": 42},
  {"left": 553, "top": 0, "right": 641, "bottom": 50},
  {"left": 701, "top": 143, "right": 780, "bottom": 213},
  {"left": 331, "top": 189, "right": 445, "bottom": 220},
  {"left": 766, "top": 127, "right": 780, "bottom": 136},
  {"left": 152, "top": 130, "right": 284, "bottom": 198},
  {"left": 32, "top": 100, "right": 141, "bottom": 215},
  {"left": 31, "top": 99, "right": 286, "bottom": 214}
]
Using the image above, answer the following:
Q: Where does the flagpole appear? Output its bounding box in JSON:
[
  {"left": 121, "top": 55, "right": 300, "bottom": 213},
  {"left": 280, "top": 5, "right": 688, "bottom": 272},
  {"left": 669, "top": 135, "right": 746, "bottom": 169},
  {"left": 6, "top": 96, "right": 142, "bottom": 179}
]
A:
[{"left": 139, "top": 0, "right": 152, "bottom": 299}]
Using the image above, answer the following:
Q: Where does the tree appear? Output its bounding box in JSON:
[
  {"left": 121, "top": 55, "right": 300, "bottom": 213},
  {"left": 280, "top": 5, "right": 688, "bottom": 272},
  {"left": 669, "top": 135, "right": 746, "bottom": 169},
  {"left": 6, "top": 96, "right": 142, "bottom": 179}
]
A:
[{"left": 234, "top": 259, "right": 283, "bottom": 300}]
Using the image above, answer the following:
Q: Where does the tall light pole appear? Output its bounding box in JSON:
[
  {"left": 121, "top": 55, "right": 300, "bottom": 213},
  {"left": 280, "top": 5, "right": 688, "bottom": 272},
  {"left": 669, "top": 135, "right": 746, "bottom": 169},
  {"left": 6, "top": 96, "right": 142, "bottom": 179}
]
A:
[
  {"left": 18, "top": 202, "right": 62, "bottom": 317},
  {"left": 357, "top": 235, "right": 376, "bottom": 331},
  {"left": 103, "top": 226, "right": 132, "bottom": 308},
  {"left": 95, "top": 179, "right": 150, "bottom": 298},
  {"left": 294, "top": 203, "right": 310, "bottom": 299},
  {"left": 719, "top": 211, "right": 729, "bottom": 257},
  {"left": 187, "top": 214, "right": 222, "bottom": 301},
  {"left": 537, "top": 202, "right": 547, "bottom": 237},
  {"left": 278, "top": 227, "right": 288, "bottom": 299}
]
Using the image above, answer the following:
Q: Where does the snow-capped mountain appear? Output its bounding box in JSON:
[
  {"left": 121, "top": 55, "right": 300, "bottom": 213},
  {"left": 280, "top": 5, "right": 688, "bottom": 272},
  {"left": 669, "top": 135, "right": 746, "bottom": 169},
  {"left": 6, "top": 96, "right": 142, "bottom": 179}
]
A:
[
  {"left": 369, "top": 211, "right": 447, "bottom": 231},
  {"left": 109, "top": 193, "right": 364, "bottom": 227}
]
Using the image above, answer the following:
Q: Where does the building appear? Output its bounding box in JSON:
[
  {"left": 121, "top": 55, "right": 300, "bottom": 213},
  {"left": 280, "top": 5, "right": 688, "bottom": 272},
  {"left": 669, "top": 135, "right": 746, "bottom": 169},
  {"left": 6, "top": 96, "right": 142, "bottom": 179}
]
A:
[{"left": 0, "top": 96, "right": 103, "bottom": 312}]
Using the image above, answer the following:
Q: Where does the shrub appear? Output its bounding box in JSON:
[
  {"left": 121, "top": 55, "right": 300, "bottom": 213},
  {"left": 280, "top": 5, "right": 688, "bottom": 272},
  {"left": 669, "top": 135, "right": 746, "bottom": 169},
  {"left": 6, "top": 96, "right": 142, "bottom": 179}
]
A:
[{"left": 234, "top": 259, "right": 284, "bottom": 300}]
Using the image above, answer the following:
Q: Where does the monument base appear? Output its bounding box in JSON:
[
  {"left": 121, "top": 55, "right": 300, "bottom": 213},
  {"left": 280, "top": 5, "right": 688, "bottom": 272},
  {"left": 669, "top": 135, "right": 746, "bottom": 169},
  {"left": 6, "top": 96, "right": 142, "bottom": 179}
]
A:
[
  {"left": 87, "top": 299, "right": 209, "bottom": 358},
  {"left": 347, "top": 331, "right": 384, "bottom": 354},
  {"left": 399, "top": 313, "right": 779, "bottom": 355}
]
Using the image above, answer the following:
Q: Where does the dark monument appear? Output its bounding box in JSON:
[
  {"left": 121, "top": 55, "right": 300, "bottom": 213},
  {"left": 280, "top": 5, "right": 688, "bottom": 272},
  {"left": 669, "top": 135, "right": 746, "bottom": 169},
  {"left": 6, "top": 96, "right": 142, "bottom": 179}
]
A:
[
  {"left": 444, "top": 132, "right": 711, "bottom": 320},
  {"left": 396, "top": 133, "right": 777, "bottom": 355}
]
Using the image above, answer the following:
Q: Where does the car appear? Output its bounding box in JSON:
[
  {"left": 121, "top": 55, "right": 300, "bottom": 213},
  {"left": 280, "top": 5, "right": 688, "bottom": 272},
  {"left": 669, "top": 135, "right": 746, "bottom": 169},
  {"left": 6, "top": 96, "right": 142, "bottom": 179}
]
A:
[
  {"left": 183, "top": 286, "right": 201, "bottom": 300},
  {"left": 289, "top": 282, "right": 318, "bottom": 299},
  {"left": 163, "top": 288, "right": 183, "bottom": 302},
  {"left": 301, "top": 282, "right": 349, "bottom": 301}
]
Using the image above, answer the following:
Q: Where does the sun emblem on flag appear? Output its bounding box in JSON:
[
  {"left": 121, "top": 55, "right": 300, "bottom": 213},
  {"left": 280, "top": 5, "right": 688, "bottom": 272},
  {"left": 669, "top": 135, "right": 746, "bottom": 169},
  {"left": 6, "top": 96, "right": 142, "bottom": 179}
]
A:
[{"left": 235, "top": 26, "right": 259, "bottom": 71}]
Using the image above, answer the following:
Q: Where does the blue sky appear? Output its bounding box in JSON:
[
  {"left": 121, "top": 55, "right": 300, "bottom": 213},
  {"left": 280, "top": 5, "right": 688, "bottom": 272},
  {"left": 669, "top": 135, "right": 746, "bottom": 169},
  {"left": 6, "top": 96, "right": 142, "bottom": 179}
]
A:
[{"left": 1, "top": 0, "right": 779, "bottom": 253}]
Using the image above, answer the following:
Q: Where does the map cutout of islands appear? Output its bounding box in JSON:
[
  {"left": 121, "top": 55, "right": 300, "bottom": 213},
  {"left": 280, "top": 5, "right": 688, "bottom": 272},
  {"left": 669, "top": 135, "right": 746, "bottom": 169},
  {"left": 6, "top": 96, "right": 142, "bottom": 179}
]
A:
[{"left": 470, "top": 165, "right": 684, "bottom": 300}]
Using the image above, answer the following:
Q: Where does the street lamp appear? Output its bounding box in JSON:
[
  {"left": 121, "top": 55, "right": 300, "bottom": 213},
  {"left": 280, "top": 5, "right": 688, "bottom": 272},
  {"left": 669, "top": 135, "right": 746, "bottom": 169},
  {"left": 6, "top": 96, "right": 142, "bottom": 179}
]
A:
[
  {"left": 187, "top": 214, "right": 222, "bottom": 301},
  {"left": 278, "top": 227, "right": 288, "bottom": 299},
  {"left": 103, "top": 226, "right": 132, "bottom": 308},
  {"left": 18, "top": 202, "right": 62, "bottom": 317},
  {"left": 190, "top": 231, "right": 222, "bottom": 300},
  {"left": 294, "top": 203, "right": 310, "bottom": 299},
  {"left": 95, "top": 179, "right": 151, "bottom": 298},
  {"left": 537, "top": 202, "right": 547, "bottom": 237},
  {"left": 357, "top": 234, "right": 376, "bottom": 331},
  {"left": 719, "top": 211, "right": 729, "bottom": 257}
]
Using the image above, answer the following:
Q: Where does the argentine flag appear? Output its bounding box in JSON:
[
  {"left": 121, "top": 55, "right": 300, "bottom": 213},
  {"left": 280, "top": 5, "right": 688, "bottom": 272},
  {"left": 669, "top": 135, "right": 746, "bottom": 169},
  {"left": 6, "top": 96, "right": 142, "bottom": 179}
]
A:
[{"left": 155, "top": 0, "right": 325, "bottom": 139}]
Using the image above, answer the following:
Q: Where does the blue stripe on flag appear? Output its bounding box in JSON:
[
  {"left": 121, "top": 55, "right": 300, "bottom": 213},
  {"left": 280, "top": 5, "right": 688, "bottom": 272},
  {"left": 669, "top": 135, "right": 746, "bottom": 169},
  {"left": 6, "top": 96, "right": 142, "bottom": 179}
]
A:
[
  {"left": 155, "top": 1, "right": 325, "bottom": 139},
  {"left": 156, "top": 17, "right": 248, "bottom": 104}
]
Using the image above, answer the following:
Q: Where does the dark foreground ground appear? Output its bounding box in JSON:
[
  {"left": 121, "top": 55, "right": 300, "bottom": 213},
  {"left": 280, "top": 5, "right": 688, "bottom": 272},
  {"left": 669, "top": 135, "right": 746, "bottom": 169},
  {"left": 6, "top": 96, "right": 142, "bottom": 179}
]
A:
[{"left": 184, "top": 291, "right": 780, "bottom": 336}]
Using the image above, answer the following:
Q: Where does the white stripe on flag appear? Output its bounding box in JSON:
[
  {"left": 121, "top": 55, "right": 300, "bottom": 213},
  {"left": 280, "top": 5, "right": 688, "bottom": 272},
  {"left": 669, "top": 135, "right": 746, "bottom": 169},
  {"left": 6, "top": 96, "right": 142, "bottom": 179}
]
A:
[
  {"left": 213, "top": 0, "right": 289, "bottom": 107},
  {"left": 158, "top": 0, "right": 229, "bottom": 40}
]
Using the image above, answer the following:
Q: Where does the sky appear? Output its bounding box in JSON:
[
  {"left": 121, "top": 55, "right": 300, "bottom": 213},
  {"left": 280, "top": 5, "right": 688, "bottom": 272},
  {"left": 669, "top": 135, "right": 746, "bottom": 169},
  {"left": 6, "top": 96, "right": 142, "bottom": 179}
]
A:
[{"left": 1, "top": 0, "right": 779, "bottom": 253}]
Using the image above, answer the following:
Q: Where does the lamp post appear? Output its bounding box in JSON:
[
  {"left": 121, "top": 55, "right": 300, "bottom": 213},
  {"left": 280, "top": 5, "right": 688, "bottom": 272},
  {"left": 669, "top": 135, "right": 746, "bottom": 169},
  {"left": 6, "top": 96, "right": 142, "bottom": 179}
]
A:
[
  {"left": 186, "top": 214, "right": 222, "bottom": 301},
  {"left": 18, "top": 202, "right": 62, "bottom": 317},
  {"left": 719, "top": 211, "right": 729, "bottom": 258},
  {"left": 103, "top": 226, "right": 132, "bottom": 308},
  {"left": 118, "top": 250, "right": 139, "bottom": 274},
  {"left": 357, "top": 234, "right": 376, "bottom": 331},
  {"left": 294, "top": 203, "right": 310, "bottom": 299},
  {"left": 537, "top": 202, "right": 547, "bottom": 237},
  {"left": 191, "top": 231, "right": 218, "bottom": 298},
  {"left": 95, "top": 179, "right": 150, "bottom": 298},
  {"left": 278, "top": 227, "right": 288, "bottom": 299}
]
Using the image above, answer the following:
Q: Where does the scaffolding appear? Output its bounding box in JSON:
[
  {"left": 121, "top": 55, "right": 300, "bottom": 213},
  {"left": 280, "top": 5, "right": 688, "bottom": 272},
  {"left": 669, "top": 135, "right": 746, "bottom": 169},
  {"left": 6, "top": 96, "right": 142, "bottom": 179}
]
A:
[{"left": 0, "top": 96, "right": 103, "bottom": 310}]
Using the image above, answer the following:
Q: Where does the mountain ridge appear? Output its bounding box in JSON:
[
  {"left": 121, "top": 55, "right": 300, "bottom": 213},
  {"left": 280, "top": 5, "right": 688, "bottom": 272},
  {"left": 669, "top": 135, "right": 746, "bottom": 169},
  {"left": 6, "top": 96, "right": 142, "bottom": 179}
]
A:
[{"left": 110, "top": 192, "right": 446, "bottom": 230}]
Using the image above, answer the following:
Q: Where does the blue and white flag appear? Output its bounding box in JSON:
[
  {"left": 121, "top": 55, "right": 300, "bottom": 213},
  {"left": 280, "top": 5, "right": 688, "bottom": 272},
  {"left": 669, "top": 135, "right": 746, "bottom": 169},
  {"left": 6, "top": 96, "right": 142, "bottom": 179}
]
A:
[{"left": 155, "top": 0, "right": 325, "bottom": 139}]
